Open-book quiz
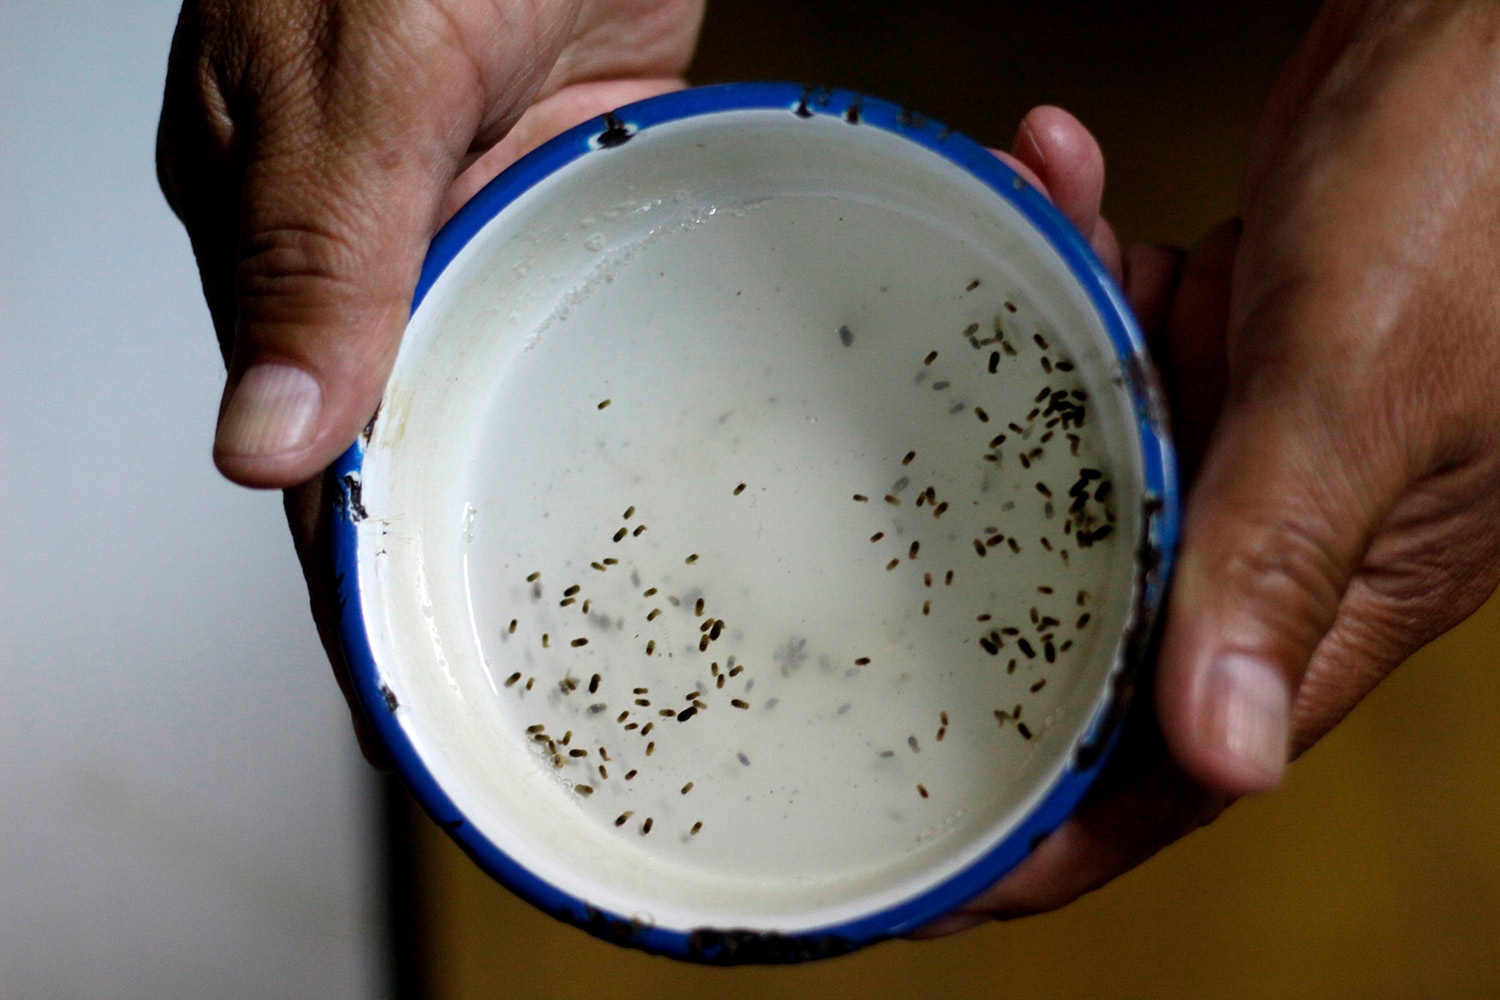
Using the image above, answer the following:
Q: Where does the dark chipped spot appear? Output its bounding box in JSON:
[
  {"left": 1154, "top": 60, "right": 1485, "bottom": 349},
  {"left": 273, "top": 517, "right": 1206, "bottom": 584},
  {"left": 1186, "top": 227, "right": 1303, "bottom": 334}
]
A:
[
  {"left": 341, "top": 473, "right": 368, "bottom": 521},
  {"left": 361, "top": 402, "right": 381, "bottom": 443},
  {"left": 684, "top": 926, "right": 859, "bottom": 965},
  {"left": 596, "top": 111, "right": 633, "bottom": 148},
  {"left": 793, "top": 84, "right": 834, "bottom": 119},
  {"left": 379, "top": 684, "right": 398, "bottom": 711}
]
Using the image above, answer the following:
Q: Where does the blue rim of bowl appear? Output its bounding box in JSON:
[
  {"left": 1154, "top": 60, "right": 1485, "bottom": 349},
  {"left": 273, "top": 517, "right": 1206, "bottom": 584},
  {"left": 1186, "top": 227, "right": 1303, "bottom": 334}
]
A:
[{"left": 329, "top": 81, "right": 1179, "bottom": 964}]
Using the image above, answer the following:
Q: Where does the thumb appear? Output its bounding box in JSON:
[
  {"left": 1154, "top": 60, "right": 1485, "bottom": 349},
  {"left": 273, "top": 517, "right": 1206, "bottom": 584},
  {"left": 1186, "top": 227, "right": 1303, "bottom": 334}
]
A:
[
  {"left": 212, "top": 119, "right": 454, "bottom": 487},
  {"left": 1155, "top": 358, "right": 1403, "bottom": 796}
]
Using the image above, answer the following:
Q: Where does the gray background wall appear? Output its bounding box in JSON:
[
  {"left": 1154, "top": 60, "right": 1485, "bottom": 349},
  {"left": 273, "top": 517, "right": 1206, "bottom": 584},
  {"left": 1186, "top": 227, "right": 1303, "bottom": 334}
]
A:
[{"left": 1, "top": 2, "right": 385, "bottom": 996}]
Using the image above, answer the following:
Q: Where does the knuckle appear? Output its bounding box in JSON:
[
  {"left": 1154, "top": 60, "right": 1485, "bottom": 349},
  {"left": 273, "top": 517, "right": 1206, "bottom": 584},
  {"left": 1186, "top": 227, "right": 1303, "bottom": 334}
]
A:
[
  {"left": 235, "top": 222, "right": 367, "bottom": 320},
  {"left": 1213, "top": 509, "right": 1345, "bottom": 644}
]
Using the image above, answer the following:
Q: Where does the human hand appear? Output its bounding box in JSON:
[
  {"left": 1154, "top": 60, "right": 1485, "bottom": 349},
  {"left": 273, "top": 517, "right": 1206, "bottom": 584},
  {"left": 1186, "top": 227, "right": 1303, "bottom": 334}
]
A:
[
  {"left": 157, "top": 0, "right": 705, "bottom": 757},
  {"left": 157, "top": 0, "right": 706, "bottom": 486},
  {"left": 920, "top": 0, "right": 1500, "bottom": 934}
]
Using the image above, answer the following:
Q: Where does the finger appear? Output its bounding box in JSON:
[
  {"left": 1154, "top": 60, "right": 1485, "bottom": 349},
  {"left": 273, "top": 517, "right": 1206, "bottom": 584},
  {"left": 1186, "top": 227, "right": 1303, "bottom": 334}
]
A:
[
  {"left": 212, "top": 92, "right": 456, "bottom": 487},
  {"left": 1154, "top": 218, "right": 1238, "bottom": 479},
  {"left": 1010, "top": 107, "right": 1106, "bottom": 245},
  {"left": 1154, "top": 302, "right": 1407, "bottom": 795},
  {"left": 284, "top": 480, "right": 393, "bottom": 769},
  {"left": 912, "top": 728, "right": 1228, "bottom": 933},
  {"left": 1121, "top": 242, "right": 1184, "bottom": 336}
]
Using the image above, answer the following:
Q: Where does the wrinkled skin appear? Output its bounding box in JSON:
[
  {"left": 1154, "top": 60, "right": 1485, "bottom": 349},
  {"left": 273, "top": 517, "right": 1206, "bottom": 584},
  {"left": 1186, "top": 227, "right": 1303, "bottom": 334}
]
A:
[{"left": 157, "top": 0, "right": 1500, "bottom": 934}]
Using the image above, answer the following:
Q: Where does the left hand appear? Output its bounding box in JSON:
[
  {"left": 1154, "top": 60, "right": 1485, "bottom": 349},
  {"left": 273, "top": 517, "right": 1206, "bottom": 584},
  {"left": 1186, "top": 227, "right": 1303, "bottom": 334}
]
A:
[{"left": 920, "top": 0, "right": 1500, "bottom": 934}]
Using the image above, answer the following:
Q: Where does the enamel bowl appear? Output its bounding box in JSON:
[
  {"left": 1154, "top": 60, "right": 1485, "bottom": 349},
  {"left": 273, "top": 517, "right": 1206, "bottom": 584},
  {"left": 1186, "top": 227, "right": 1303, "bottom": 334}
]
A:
[{"left": 331, "top": 83, "right": 1176, "bottom": 963}]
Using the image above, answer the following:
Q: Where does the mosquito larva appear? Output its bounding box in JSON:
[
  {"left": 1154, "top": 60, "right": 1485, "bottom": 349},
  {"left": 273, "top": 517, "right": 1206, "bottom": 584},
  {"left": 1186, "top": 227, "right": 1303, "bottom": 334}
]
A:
[
  {"left": 597, "top": 399, "right": 612, "bottom": 409},
  {"left": 634, "top": 687, "right": 648, "bottom": 694},
  {"left": 886, "top": 558, "right": 900, "bottom": 571},
  {"left": 591, "top": 561, "right": 606, "bottom": 571},
  {"left": 615, "top": 811, "right": 634, "bottom": 827},
  {"left": 633, "top": 524, "right": 646, "bottom": 537},
  {"left": 974, "top": 407, "right": 990, "bottom": 423},
  {"left": 909, "top": 541, "right": 920, "bottom": 559},
  {"left": 934, "top": 501, "right": 948, "bottom": 517},
  {"left": 734, "top": 482, "right": 746, "bottom": 495},
  {"left": 599, "top": 747, "right": 610, "bottom": 761},
  {"left": 646, "top": 742, "right": 655, "bottom": 756},
  {"left": 972, "top": 539, "right": 987, "bottom": 557},
  {"left": 690, "top": 821, "right": 703, "bottom": 835},
  {"left": 924, "top": 350, "right": 938, "bottom": 365},
  {"left": 884, "top": 495, "right": 900, "bottom": 505},
  {"left": 602, "top": 557, "right": 618, "bottom": 565},
  {"left": 643, "top": 587, "right": 657, "bottom": 598},
  {"left": 728, "top": 665, "right": 743, "bottom": 677},
  {"left": 647, "top": 608, "right": 661, "bottom": 621},
  {"left": 908, "top": 736, "right": 920, "bottom": 752},
  {"left": 625, "top": 769, "right": 637, "bottom": 780},
  {"left": 588, "top": 674, "right": 600, "bottom": 694},
  {"left": 902, "top": 450, "right": 916, "bottom": 466},
  {"left": 507, "top": 619, "right": 518, "bottom": 634},
  {"left": 613, "top": 527, "right": 627, "bottom": 542},
  {"left": 642, "top": 722, "right": 653, "bottom": 736},
  {"left": 731, "top": 699, "right": 749, "bottom": 710},
  {"left": 571, "top": 637, "right": 588, "bottom": 647},
  {"left": 525, "top": 677, "right": 535, "bottom": 690},
  {"left": 526, "top": 724, "right": 545, "bottom": 734},
  {"left": 526, "top": 572, "right": 541, "bottom": 583},
  {"left": 681, "top": 781, "right": 694, "bottom": 795},
  {"left": 646, "top": 640, "right": 656, "bottom": 655},
  {"left": 694, "top": 597, "right": 705, "bottom": 616},
  {"left": 505, "top": 672, "right": 521, "bottom": 687},
  {"left": 559, "top": 597, "right": 577, "bottom": 607},
  {"left": 576, "top": 784, "right": 594, "bottom": 796},
  {"left": 870, "top": 531, "right": 885, "bottom": 543},
  {"left": 685, "top": 553, "right": 699, "bottom": 565},
  {"left": 677, "top": 707, "right": 697, "bottom": 722},
  {"left": 917, "top": 784, "right": 929, "bottom": 799},
  {"left": 853, "top": 494, "right": 868, "bottom": 502},
  {"left": 1031, "top": 679, "right": 1047, "bottom": 693},
  {"left": 598, "top": 765, "right": 609, "bottom": 779}
]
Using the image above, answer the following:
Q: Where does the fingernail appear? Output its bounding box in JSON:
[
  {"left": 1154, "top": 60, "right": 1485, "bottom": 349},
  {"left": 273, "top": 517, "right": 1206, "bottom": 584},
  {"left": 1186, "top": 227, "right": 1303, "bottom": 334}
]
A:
[
  {"left": 216, "top": 363, "right": 321, "bottom": 458},
  {"left": 1012, "top": 117, "right": 1045, "bottom": 165},
  {"left": 1202, "top": 653, "right": 1289, "bottom": 788}
]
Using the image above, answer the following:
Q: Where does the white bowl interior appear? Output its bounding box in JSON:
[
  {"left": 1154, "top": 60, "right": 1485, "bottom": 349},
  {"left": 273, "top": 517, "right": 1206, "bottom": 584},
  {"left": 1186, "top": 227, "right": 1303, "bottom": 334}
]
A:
[{"left": 354, "top": 107, "right": 1145, "bottom": 933}]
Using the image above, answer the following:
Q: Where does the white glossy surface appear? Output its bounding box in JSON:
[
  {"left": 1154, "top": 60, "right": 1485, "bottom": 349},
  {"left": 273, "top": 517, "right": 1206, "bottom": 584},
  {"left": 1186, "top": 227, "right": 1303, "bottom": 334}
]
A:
[{"left": 357, "top": 110, "right": 1143, "bottom": 931}]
